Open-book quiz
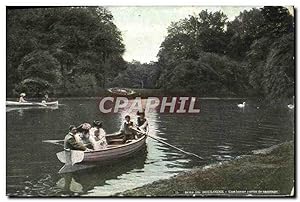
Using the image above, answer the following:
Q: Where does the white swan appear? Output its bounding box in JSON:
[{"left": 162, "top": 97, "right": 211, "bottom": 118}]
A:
[
  {"left": 287, "top": 104, "right": 294, "bottom": 109},
  {"left": 237, "top": 102, "right": 246, "bottom": 108}
]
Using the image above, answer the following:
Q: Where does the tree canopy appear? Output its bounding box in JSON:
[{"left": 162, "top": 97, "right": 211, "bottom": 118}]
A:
[
  {"left": 156, "top": 7, "right": 294, "bottom": 103},
  {"left": 7, "top": 7, "right": 125, "bottom": 97},
  {"left": 7, "top": 6, "right": 295, "bottom": 104}
]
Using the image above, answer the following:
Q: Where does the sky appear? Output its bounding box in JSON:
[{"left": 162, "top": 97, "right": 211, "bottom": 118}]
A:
[
  {"left": 106, "top": 6, "right": 254, "bottom": 63},
  {"left": 107, "top": 6, "right": 294, "bottom": 63}
]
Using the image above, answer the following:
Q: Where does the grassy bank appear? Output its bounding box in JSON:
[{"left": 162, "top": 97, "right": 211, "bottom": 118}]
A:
[{"left": 118, "top": 141, "right": 294, "bottom": 197}]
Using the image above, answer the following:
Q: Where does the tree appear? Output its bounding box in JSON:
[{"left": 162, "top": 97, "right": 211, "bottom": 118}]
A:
[
  {"left": 227, "top": 7, "right": 294, "bottom": 60},
  {"left": 157, "top": 10, "right": 231, "bottom": 94},
  {"left": 158, "top": 10, "right": 229, "bottom": 63},
  {"left": 157, "top": 52, "right": 248, "bottom": 96},
  {"left": 7, "top": 7, "right": 126, "bottom": 96},
  {"left": 15, "top": 50, "right": 62, "bottom": 96},
  {"left": 246, "top": 37, "right": 275, "bottom": 96},
  {"left": 156, "top": 7, "right": 294, "bottom": 102},
  {"left": 110, "top": 61, "right": 160, "bottom": 89},
  {"left": 262, "top": 33, "right": 294, "bottom": 103},
  {"left": 226, "top": 8, "right": 265, "bottom": 60},
  {"left": 260, "top": 6, "right": 294, "bottom": 38}
]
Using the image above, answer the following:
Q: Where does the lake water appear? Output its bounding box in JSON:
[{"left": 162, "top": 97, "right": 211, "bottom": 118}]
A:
[{"left": 6, "top": 98, "right": 294, "bottom": 196}]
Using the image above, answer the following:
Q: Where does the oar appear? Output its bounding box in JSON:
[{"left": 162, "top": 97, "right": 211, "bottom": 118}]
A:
[
  {"left": 43, "top": 139, "right": 94, "bottom": 148},
  {"left": 43, "top": 139, "right": 64, "bottom": 146},
  {"left": 131, "top": 127, "right": 204, "bottom": 160}
]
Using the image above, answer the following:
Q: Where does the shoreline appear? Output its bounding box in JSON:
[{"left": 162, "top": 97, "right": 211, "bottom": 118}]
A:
[
  {"left": 6, "top": 88, "right": 252, "bottom": 100},
  {"left": 117, "top": 141, "right": 294, "bottom": 197}
]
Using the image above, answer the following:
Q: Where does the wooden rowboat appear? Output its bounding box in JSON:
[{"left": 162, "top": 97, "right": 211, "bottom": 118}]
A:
[
  {"left": 83, "top": 134, "right": 147, "bottom": 163},
  {"left": 6, "top": 100, "right": 59, "bottom": 107},
  {"left": 107, "top": 88, "right": 136, "bottom": 96},
  {"left": 56, "top": 128, "right": 148, "bottom": 173}
]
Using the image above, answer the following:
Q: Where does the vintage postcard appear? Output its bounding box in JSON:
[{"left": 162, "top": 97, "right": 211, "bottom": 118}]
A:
[{"left": 6, "top": 6, "right": 295, "bottom": 197}]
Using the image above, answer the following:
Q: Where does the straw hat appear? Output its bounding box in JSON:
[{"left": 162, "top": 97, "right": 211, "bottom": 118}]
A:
[
  {"left": 20, "top": 93, "right": 26, "bottom": 97},
  {"left": 82, "top": 123, "right": 91, "bottom": 130}
]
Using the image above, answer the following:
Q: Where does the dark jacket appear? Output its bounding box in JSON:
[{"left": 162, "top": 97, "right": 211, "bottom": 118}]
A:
[
  {"left": 120, "top": 121, "right": 134, "bottom": 135},
  {"left": 137, "top": 117, "right": 147, "bottom": 127},
  {"left": 64, "top": 132, "right": 86, "bottom": 151}
]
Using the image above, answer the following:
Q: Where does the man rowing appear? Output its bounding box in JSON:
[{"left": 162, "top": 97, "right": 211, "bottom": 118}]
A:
[
  {"left": 136, "top": 111, "right": 148, "bottom": 133},
  {"left": 64, "top": 125, "right": 88, "bottom": 151},
  {"left": 120, "top": 115, "right": 136, "bottom": 140}
]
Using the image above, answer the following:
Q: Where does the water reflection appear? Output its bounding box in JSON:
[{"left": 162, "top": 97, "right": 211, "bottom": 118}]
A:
[
  {"left": 57, "top": 177, "right": 83, "bottom": 194},
  {"left": 6, "top": 98, "right": 294, "bottom": 196},
  {"left": 56, "top": 148, "right": 147, "bottom": 196},
  {"left": 85, "top": 107, "right": 189, "bottom": 196}
]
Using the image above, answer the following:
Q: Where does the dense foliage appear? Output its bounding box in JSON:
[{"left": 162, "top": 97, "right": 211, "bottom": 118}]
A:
[
  {"left": 156, "top": 7, "right": 294, "bottom": 102},
  {"left": 7, "top": 6, "right": 294, "bottom": 103},
  {"left": 7, "top": 7, "right": 125, "bottom": 97},
  {"left": 110, "top": 60, "right": 160, "bottom": 89}
]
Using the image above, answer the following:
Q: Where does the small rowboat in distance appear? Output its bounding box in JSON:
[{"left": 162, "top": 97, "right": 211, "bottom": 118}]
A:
[
  {"left": 107, "top": 88, "right": 136, "bottom": 96},
  {"left": 6, "top": 101, "right": 59, "bottom": 107},
  {"left": 56, "top": 128, "right": 148, "bottom": 173}
]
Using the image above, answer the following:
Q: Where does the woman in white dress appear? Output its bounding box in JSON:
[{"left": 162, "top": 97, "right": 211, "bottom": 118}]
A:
[
  {"left": 75, "top": 123, "right": 93, "bottom": 149},
  {"left": 89, "top": 120, "right": 107, "bottom": 150}
]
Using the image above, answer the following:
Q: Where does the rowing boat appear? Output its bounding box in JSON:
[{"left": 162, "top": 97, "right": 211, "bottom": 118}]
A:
[
  {"left": 6, "top": 101, "right": 59, "bottom": 107},
  {"left": 84, "top": 134, "right": 146, "bottom": 162},
  {"left": 56, "top": 128, "right": 148, "bottom": 173},
  {"left": 107, "top": 88, "right": 136, "bottom": 96}
]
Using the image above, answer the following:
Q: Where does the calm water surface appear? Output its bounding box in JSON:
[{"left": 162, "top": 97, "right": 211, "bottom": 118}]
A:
[{"left": 6, "top": 98, "right": 294, "bottom": 196}]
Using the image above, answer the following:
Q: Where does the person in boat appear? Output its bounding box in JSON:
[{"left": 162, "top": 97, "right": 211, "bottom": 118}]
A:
[
  {"left": 42, "top": 94, "right": 49, "bottom": 104},
  {"left": 136, "top": 111, "right": 148, "bottom": 133},
  {"left": 64, "top": 125, "right": 88, "bottom": 151},
  {"left": 120, "top": 115, "right": 136, "bottom": 140},
  {"left": 19, "top": 93, "right": 27, "bottom": 103},
  {"left": 89, "top": 120, "right": 108, "bottom": 150},
  {"left": 44, "top": 93, "right": 49, "bottom": 101},
  {"left": 76, "top": 123, "right": 93, "bottom": 149}
]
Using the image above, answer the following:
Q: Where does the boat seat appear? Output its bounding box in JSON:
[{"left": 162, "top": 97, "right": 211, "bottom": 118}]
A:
[{"left": 108, "top": 138, "right": 125, "bottom": 145}]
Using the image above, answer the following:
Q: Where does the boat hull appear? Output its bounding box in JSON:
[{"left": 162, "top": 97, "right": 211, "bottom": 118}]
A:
[
  {"left": 107, "top": 88, "right": 136, "bottom": 96},
  {"left": 83, "top": 135, "right": 147, "bottom": 163},
  {"left": 6, "top": 101, "right": 58, "bottom": 107},
  {"left": 56, "top": 129, "right": 148, "bottom": 173}
]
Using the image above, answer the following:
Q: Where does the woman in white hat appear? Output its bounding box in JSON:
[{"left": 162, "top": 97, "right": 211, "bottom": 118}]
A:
[
  {"left": 89, "top": 120, "right": 107, "bottom": 150},
  {"left": 19, "top": 93, "right": 27, "bottom": 103},
  {"left": 76, "top": 123, "right": 93, "bottom": 148}
]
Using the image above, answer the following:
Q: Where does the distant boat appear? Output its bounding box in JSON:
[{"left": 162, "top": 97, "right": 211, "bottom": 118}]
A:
[
  {"left": 287, "top": 104, "right": 294, "bottom": 109},
  {"left": 237, "top": 102, "right": 246, "bottom": 108},
  {"left": 107, "top": 88, "right": 136, "bottom": 96},
  {"left": 6, "top": 100, "right": 59, "bottom": 107}
]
